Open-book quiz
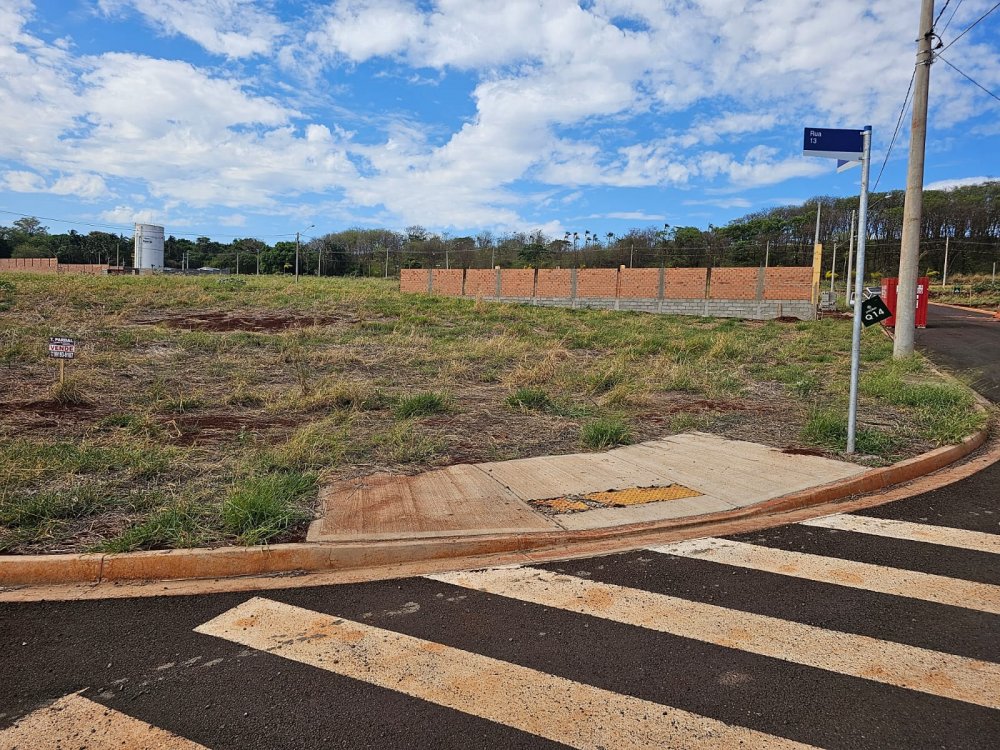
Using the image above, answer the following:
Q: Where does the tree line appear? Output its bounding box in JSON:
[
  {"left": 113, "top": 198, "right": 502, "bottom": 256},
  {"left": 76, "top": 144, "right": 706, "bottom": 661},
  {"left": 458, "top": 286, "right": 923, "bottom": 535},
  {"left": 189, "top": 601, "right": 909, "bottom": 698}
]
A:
[{"left": 2, "top": 181, "right": 997, "bottom": 278}]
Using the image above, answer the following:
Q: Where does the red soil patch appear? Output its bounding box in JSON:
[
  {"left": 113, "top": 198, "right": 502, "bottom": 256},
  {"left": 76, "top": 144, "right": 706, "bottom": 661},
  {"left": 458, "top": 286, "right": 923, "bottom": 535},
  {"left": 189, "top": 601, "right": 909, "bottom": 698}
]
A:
[
  {"left": 0, "top": 399, "right": 95, "bottom": 417},
  {"left": 162, "top": 413, "right": 300, "bottom": 445},
  {"left": 782, "top": 447, "right": 828, "bottom": 456}
]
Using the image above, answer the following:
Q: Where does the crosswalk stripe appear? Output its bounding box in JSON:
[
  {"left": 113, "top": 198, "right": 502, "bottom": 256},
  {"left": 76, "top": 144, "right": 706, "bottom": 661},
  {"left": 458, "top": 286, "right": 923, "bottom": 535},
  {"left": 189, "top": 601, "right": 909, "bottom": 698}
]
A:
[
  {"left": 195, "top": 596, "right": 818, "bottom": 750},
  {"left": 648, "top": 537, "right": 1000, "bottom": 614},
  {"left": 0, "top": 692, "right": 208, "bottom": 749},
  {"left": 430, "top": 567, "right": 1000, "bottom": 709},
  {"left": 799, "top": 513, "right": 1000, "bottom": 554}
]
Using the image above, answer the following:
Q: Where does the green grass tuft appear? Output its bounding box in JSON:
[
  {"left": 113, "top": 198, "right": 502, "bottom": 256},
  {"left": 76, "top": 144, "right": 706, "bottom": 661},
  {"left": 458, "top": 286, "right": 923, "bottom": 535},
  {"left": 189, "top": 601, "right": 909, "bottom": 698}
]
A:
[
  {"left": 395, "top": 391, "right": 449, "bottom": 418},
  {"left": 581, "top": 416, "right": 632, "bottom": 449},
  {"left": 506, "top": 387, "right": 552, "bottom": 411},
  {"left": 222, "top": 472, "right": 315, "bottom": 545}
]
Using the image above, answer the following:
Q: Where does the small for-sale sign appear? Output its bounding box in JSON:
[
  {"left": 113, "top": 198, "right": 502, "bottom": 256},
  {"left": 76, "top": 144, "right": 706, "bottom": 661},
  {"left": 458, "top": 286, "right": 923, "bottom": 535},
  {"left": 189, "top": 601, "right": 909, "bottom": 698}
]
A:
[{"left": 48, "top": 337, "right": 76, "bottom": 359}]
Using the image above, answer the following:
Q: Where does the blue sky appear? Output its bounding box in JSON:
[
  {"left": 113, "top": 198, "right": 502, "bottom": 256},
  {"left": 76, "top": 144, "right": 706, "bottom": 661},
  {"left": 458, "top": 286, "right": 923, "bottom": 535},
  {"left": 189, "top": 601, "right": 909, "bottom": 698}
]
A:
[{"left": 1, "top": 0, "right": 998, "bottom": 243}]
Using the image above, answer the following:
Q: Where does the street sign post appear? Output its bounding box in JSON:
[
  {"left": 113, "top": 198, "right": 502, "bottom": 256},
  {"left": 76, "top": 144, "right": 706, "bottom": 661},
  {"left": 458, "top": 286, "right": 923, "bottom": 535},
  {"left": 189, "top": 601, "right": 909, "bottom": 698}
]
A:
[{"left": 803, "top": 125, "right": 872, "bottom": 453}]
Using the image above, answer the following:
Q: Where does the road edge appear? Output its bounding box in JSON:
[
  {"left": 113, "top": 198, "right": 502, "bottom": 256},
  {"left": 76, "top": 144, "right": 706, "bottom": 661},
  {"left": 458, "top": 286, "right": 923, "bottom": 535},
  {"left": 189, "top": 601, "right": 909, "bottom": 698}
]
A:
[{"left": 1, "top": 417, "right": 990, "bottom": 588}]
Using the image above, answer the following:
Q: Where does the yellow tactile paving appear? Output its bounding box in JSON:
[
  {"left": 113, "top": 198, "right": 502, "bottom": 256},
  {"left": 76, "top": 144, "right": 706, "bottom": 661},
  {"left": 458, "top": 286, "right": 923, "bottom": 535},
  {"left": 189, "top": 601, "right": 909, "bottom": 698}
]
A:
[
  {"left": 586, "top": 484, "right": 702, "bottom": 506},
  {"left": 197, "top": 597, "right": 818, "bottom": 750}
]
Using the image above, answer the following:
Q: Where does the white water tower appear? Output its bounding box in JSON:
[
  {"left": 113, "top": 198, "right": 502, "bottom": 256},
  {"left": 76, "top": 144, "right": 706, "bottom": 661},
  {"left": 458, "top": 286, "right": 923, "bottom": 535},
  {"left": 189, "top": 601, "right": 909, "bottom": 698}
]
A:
[{"left": 134, "top": 223, "right": 165, "bottom": 269}]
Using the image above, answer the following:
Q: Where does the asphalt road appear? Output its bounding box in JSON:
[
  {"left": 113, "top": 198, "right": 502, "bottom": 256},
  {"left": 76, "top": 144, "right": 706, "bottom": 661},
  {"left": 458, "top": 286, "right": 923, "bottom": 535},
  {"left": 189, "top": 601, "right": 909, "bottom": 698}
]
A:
[
  {"left": 2, "top": 461, "right": 998, "bottom": 749},
  {"left": 916, "top": 304, "right": 1000, "bottom": 402}
]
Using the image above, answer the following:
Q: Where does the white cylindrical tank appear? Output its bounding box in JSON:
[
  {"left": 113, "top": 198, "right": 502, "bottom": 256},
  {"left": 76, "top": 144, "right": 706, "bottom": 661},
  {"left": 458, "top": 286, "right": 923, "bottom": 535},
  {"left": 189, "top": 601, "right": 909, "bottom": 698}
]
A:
[{"left": 134, "top": 223, "right": 165, "bottom": 269}]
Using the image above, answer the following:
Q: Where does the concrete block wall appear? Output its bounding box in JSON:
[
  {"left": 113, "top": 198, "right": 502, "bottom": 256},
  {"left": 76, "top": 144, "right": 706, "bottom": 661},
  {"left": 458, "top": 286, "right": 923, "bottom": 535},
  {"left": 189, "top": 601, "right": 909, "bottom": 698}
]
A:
[{"left": 398, "top": 265, "right": 816, "bottom": 320}]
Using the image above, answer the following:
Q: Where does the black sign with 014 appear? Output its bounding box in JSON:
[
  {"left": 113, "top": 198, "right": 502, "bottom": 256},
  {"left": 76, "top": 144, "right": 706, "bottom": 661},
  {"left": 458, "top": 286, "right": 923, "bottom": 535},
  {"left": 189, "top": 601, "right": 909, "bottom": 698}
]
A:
[{"left": 860, "top": 294, "right": 892, "bottom": 327}]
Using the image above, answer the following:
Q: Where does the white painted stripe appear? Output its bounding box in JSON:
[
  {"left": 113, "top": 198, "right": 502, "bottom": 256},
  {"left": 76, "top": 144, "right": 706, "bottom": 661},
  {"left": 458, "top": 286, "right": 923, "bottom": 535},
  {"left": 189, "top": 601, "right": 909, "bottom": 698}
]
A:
[
  {"left": 800, "top": 513, "right": 1000, "bottom": 555},
  {"left": 0, "top": 692, "right": 208, "bottom": 749},
  {"left": 650, "top": 537, "right": 1000, "bottom": 614},
  {"left": 430, "top": 567, "right": 1000, "bottom": 710},
  {"left": 196, "top": 596, "right": 816, "bottom": 750}
]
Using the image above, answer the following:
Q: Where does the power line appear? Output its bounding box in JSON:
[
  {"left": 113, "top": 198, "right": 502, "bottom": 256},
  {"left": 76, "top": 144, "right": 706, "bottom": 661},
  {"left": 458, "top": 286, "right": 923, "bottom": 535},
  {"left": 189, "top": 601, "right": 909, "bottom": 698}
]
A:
[
  {"left": 937, "top": 54, "right": 1000, "bottom": 102},
  {"left": 941, "top": 0, "right": 965, "bottom": 34},
  {"left": 933, "top": 0, "right": 953, "bottom": 27},
  {"left": 939, "top": 0, "right": 1000, "bottom": 54},
  {"left": 871, "top": 68, "right": 916, "bottom": 196}
]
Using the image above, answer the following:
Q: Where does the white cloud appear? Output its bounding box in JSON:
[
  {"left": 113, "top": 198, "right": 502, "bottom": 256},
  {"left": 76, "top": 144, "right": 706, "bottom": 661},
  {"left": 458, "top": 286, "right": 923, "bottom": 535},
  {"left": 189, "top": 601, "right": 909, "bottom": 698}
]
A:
[
  {"left": 98, "top": 0, "right": 284, "bottom": 58},
  {"left": 2, "top": 1, "right": 998, "bottom": 235},
  {"left": 925, "top": 176, "right": 997, "bottom": 191},
  {"left": 601, "top": 211, "right": 668, "bottom": 220},
  {"left": 1, "top": 170, "right": 110, "bottom": 199}
]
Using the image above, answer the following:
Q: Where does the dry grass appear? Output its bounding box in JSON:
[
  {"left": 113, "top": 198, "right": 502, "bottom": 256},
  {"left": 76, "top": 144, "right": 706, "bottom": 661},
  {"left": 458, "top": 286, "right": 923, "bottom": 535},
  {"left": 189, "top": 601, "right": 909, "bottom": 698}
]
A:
[{"left": 0, "top": 272, "right": 986, "bottom": 553}]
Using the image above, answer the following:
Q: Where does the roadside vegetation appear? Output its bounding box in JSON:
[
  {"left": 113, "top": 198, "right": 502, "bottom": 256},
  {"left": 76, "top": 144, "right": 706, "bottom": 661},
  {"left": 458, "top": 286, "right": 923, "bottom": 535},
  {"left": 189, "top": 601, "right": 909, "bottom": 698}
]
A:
[
  {"left": 0, "top": 273, "right": 987, "bottom": 554},
  {"left": 930, "top": 275, "right": 1000, "bottom": 310}
]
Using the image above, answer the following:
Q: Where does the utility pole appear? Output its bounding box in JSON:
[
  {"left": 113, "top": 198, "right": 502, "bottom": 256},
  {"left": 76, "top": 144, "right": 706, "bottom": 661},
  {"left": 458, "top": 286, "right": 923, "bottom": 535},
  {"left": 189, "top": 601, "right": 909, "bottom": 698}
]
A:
[
  {"left": 384, "top": 244, "right": 389, "bottom": 278},
  {"left": 942, "top": 234, "right": 950, "bottom": 286},
  {"left": 845, "top": 210, "right": 856, "bottom": 304},
  {"left": 894, "top": 0, "right": 935, "bottom": 358},
  {"left": 830, "top": 241, "right": 838, "bottom": 294},
  {"left": 295, "top": 224, "right": 314, "bottom": 282},
  {"left": 764, "top": 240, "right": 770, "bottom": 269}
]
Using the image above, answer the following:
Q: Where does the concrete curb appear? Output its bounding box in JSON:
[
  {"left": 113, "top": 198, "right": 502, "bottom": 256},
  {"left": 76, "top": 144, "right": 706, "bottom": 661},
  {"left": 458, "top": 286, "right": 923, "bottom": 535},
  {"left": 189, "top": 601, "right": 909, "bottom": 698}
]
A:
[{"left": 1, "top": 419, "right": 990, "bottom": 588}]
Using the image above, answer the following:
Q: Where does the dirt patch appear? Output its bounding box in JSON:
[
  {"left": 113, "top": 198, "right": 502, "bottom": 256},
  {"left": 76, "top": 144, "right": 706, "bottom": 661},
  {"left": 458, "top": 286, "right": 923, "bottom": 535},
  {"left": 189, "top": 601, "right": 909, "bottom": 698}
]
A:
[
  {"left": 781, "top": 447, "right": 828, "bottom": 456},
  {"left": 0, "top": 400, "right": 96, "bottom": 417},
  {"left": 640, "top": 398, "right": 749, "bottom": 423},
  {"left": 134, "top": 311, "right": 355, "bottom": 332},
  {"left": 162, "top": 413, "right": 300, "bottom": 445}
]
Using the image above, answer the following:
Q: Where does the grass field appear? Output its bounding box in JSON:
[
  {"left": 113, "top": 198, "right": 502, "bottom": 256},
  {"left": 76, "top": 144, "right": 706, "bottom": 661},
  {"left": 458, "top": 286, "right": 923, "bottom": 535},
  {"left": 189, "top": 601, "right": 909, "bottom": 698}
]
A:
[{"left": 0, "top": 273, "right": 987, "bottom": 554}]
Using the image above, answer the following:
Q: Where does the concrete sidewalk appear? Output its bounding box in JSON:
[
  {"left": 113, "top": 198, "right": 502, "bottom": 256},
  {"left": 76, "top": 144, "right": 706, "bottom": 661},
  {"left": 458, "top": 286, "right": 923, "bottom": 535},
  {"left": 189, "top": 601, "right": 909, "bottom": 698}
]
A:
[{"left": 308, "top": 432, "right": 867, "bottom": 542}]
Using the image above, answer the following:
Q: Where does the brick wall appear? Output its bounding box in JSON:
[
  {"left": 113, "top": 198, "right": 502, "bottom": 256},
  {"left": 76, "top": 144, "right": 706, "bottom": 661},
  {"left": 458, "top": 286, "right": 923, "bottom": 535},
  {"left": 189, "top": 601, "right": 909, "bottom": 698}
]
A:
[
  {"left": 500, "top": 269, "right": 535, "bottom": 297},
  {"left": 58, "top": 264, "right": 110, "bottom": 275},
  {"left": 464, "top": 269, "right": 497, "bottom": 298},
  {"left": 0, "top": 258, "right": 58, "bottom": 273},
  {"left": 397, "top": 266, "right": 816, "bottom": 320},
  {"left": 431, "top": 269, "right": 463, "bottom": 296},
  {"left": 665, "top": 268, "right": 707, "bottom": 299},
  {"left": 764, "top": 267, "right": 812, "bottom": 300},
  {"left": 618, "top": 268, "right": 660, "bottom": 299},
  {"left": 400, "top": 268, "right": 428, "bottom": 293},
  {"left": 576, "top": 268, "right": 618, "bottom": 298},
  {"left": 536, "top": 269, "right": 572, "bottom": 298},
  {"left": 709, "top": 267, "right": 758, "bottom": 300}
]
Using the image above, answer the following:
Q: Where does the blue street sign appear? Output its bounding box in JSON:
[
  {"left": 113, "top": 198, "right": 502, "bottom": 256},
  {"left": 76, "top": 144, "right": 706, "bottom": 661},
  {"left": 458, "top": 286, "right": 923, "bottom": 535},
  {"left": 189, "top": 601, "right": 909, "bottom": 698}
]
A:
[{"left": 803, "top": 128, "right": 864, "bottom": 161}]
